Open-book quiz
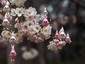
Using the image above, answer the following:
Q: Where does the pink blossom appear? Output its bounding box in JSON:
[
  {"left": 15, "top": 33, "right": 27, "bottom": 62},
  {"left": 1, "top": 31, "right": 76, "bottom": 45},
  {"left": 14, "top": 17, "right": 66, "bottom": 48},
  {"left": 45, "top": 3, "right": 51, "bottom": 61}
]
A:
[
  {"left": 25, "top": 16, "right": 28, "bottom": 21},
  {"left": 53, "top": 39, "right": 59, "bottom": 45},
  {"left": 1, "top": 0, "right": 6, "bottom": 5},
  {"left": 38, "top": 37, "right": 44, "bottom": 42},
  {"left": 57, "top": 41, "right": 66, "bottom": 47},
  {"left": 5, "top": 12, "right": 12, "bottom": 21},
  {"left": 21, "top": 29, "right": 28, "bottom": 35},
  {"left": 33, "top": 35, "right": 38, "bottom": 40},
  {"left": 55, "top": 30, "right": 59, "bottom": 39}
]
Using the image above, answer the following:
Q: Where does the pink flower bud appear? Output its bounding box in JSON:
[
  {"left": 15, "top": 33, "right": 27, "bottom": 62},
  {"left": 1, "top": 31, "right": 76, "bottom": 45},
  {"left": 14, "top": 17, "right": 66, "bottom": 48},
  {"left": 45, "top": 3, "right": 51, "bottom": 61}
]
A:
[
  {"left": 25, "top": 16, "right": 28, "bottom": 21},
  {"left": 5, "top": 12, "right": 12, "bottom": 20},
  {"left": 15, "top": 18, "right": 19, "bottom": 23},
  {"left": 10, "top": 44, "right": 16, "bottom": 62},
  {"left": 42, "top": 18, "right": 49, "bottom": 26},
  {"left": 55, "top": 30, "right": 59, "bottom": 39}
]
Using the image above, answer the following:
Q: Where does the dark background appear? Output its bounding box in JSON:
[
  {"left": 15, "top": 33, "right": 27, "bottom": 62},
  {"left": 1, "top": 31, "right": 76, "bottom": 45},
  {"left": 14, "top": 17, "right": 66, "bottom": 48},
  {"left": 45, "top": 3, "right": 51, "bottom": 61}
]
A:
[{"left": 0, "top": 0, "right": 85, "bottom": 64}]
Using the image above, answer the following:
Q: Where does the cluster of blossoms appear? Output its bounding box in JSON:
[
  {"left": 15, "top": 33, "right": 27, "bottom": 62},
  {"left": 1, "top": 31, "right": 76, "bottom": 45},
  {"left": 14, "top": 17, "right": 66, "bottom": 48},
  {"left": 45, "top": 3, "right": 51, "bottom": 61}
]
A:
[
  {"left": 0, "top": 0, "right": 71, "bottom": 62},
  {"left": 1, "top": 6, "right": 52, "bottom": 43},
  {"left": 48, "top": 27, "right": 72, "bottom": 51},
  {"left": 22, "top": 48, "right": 39, "bottom": 60},
  {"left": 0, "top": 0, "right": 52, "bottom": 62},
  {"left": 0, "top": 0, "right": 26, "bottom": 6},
  {"left": 9, "top": 0, "right": 27, "bottom": 6},
  {"left": 21, "top": 47, "right": 38, "bottom": 60}
]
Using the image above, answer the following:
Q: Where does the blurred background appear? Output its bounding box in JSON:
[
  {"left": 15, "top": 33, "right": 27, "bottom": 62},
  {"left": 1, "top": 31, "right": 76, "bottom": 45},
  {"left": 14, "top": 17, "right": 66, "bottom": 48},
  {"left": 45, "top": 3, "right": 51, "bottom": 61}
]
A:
[{"left": 0, "top": 0, "right": 85, "bottom": 64}]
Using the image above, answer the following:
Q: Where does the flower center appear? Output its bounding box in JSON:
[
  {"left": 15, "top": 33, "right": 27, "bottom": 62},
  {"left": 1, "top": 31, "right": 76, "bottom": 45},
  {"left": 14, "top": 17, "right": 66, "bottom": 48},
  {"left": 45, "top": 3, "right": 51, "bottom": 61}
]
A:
[
  {"left": 44, "top": 29, "right": 47, "bottom": 32},
  {"left": 35, "top": 26, "right": 39, "bottom": 30}
]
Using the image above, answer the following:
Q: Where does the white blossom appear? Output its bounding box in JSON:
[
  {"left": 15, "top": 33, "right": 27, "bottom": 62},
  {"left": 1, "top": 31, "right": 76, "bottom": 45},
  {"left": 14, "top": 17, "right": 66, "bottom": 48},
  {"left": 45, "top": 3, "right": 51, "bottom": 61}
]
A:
[
  {"left": 66, "top": 33, "right": 72, "bottom": 43},
  {"left": 11, "top": 9, "right": 16, "bottom": 16},
  {"left": 30, "top": 49, "right": 38, "bottom": 58},
  {"left": 16, "top": 8, "right": 24, "bottom": 17},
  {"left": 6, "top": 1, "right": 10, "bottom": 6},
  {"left": 59, "top": 27, "right": 66, "bottom": 39},
  {"left": 59, "top": 27, "right": 66, "bottom": 36},
  {"left": 4, "top": 5, "right": 10, "bottom": 11},
  {"left": 1, "top": 30, "right": 11, "bottom": 38},
  {"left": 22, "top": 51, "right": 32, "bottom": 60},
  {"left": 9, "top": 32, "right": 16, "bottom": 42},
  {"left": 34, "top": 14, "right": 41, "bottom": 22},
  {"left": 41, "top": 25, "right": 52, "bottom": 36},
  {"left": 22, "top": 49, "right": 38, "bottom": 60},
  {"left": 9, "top": 0, "right": 26, "bottom": 6},
  {"left": 47, "top": 41, "right": 58, "bottom": 51},
  {"left": 26, "top": 7, "right": 37, "bottom": 16},
  {"left": 32, "top": 24, "right": 41, "bottom": 33},
  {"left": 28, "top": 25, "right": 36, "bottom": 35}
]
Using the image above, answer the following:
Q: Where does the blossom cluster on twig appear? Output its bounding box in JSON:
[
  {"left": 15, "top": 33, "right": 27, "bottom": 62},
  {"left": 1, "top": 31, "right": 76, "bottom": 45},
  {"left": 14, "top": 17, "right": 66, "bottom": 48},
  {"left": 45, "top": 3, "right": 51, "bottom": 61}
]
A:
[{"left": 0, "top": 0, "right": 72, "bottom": 62}]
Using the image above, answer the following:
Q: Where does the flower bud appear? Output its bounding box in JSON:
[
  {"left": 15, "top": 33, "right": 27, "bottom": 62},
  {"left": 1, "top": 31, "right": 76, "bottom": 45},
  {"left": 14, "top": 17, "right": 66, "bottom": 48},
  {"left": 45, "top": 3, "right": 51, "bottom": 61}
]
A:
[
  {"left": 10, "top": 44, "right": 16, "bottom": 62},
  {"left": 44, "top": 8, "right": 48, "bottom": 15},
  {"left": 42, "top": 18, "right": 49, "bottom": 26},
  {"left": 4, "top": 5, "right": 10, "bottom": 11},
  {"left": 2, "top": 18, "right": 9, "bottom": 26},
  {"left": 66, "top": 34, "right": 72, "bottom": 43},
  {"left": 15, "top": 18, "right": 19, "bottom": 23},
  {"left": 59, "top": 27, "right": 66, "bottom": 39},
  {"left": 55, "top": 30, "right": 59, "bottom": 39},
  {"left": 10, "top": 32, "right": 16, "bottom": 43}
]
